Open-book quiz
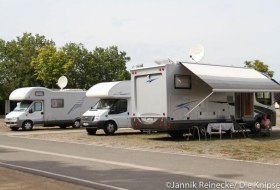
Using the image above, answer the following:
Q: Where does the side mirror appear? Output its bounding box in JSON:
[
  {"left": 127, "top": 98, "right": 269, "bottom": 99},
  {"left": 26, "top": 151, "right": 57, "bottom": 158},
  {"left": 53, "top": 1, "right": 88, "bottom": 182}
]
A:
[{"left": 29, "top": 109, "right": 33, "bottom": 113}]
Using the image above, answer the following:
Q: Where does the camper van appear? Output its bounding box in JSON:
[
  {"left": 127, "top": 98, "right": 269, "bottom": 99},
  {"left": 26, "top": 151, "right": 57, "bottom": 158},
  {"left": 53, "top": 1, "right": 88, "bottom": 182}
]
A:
[
  {"left": 5, "top": 87, "right": 98, "bottom": 131},
  {"left": 131, "top": 62, "right": 280, "bottom": 138},
  {"left": 81, "top": 81, "right": 131, "bottom": 135}
]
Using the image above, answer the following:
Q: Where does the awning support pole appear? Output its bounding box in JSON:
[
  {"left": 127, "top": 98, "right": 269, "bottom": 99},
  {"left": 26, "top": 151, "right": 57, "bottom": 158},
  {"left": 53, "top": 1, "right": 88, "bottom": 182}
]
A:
[{"left": 185, "top": 91, "right": 214, "bottom": 117}]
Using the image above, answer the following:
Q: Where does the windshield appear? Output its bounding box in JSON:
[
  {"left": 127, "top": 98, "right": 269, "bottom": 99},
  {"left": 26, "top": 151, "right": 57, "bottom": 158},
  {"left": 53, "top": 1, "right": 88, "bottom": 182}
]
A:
[
  {"left": 13, "top": 101, "right": 33, "bottom": 112},
  {"left": 91, "top": 99, "right": 119, "bottom": 110}
]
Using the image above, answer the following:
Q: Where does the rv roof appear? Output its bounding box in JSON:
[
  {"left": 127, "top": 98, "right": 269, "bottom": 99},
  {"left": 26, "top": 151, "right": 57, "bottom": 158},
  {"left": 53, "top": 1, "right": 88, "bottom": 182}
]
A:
[
  {"left": 181, "top": 62, "right": 280, "bottom": 92},
  {"left": 130, "top": 64, "right": 166, "bottom": 71},
  {"left": 86, "top": 81, "right": 130, "bottom": 98},
  {"left": 9, "top": 87, "right": 86, "bottom": 100}
]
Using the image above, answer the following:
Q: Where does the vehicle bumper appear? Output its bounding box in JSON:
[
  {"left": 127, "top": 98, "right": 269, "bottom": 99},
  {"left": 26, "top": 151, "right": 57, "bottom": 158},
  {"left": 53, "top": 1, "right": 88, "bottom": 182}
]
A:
[
  {"left": 81, "top": 120, "right": 107, "bottom": 129},
  {"left": 5, "top": 120, "right": 22, "bottom": 128}
]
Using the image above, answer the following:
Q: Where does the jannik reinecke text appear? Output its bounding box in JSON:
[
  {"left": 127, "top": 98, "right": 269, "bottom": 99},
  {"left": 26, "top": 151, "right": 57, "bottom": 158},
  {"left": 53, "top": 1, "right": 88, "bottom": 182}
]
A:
[{"left": 165, "top": 181, "right": 280, "bottom": 189}]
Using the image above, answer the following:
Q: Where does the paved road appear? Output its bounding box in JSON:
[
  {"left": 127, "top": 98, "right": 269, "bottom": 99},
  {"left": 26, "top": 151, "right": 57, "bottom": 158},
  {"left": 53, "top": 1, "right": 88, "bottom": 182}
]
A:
[{"left": 0, "top": 134, "right": 280, "bottom": 190}]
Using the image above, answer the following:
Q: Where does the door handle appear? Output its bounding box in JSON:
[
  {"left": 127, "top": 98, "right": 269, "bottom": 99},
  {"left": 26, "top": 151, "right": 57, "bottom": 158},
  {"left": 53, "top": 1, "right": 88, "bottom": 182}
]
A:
[
  {"left": 41, "top": 112, "right": 44, "bottom": 115},
  {"left": 127, "top": 112, "right": 129, "bottom": 115}
]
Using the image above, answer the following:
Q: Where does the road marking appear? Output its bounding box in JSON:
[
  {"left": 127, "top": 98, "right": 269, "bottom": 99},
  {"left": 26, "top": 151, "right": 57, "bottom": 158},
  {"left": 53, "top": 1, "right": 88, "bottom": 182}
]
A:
[
  {"left": 9, "top": 134, "right": 280, "bottom": 166},
  {"left": 0, "top": 161, "right": 127, "bottom": 190},
  {"left": 0, "top": 144, "right": 253, "bottom": 186}
]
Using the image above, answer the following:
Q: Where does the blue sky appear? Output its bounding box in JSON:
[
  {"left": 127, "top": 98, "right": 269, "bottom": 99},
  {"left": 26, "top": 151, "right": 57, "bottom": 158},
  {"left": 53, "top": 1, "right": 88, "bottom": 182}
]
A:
[{"left": 1, "top": 0, "right": 279, "bottom": 80}]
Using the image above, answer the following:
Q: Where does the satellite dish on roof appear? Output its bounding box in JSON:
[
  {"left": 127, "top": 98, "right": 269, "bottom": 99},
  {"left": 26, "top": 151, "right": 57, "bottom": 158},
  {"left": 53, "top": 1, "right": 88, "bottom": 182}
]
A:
[
  {"left": 189, "top": 44, "right": 204, "bottom": 63},
  {"left": 57, "top": 76, "right": 68, "bottom": 90}
]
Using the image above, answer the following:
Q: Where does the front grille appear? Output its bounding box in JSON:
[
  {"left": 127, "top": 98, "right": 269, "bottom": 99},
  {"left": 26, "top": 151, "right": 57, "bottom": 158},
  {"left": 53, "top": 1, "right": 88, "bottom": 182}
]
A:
[{"left": 82, "top": 116, "right": 94, "bottom": 121}]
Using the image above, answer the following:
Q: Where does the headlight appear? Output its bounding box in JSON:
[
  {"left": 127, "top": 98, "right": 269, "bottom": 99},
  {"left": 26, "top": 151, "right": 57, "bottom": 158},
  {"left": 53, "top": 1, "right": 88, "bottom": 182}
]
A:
[{"left": 12, "top": 117, "right": 18, "bottom": 122}]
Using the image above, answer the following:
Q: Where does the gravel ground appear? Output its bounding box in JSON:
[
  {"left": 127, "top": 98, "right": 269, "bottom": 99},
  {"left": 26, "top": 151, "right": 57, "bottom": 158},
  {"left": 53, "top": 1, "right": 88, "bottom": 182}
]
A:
[
  {"left": 0, "top": 111, "right": 280, "bottom": 189},
  {"left": 0, "top": 167, "right": 94, "bottom": 190},
  {"left": 1, "top": 110, "right": 280, "bottom": 164}
]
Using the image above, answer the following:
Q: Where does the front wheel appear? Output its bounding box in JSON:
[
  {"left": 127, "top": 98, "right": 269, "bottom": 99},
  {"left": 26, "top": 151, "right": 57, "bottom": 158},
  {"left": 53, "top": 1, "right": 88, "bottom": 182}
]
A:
[
  {"left": 22, "top": 121, "right": 33, "bottom": 131},
  {"left": 104, "top": 121, "right": 117, "bottom": 135},
  {"left": 86, "top": 128, "right": 97, "bottom": 135},
  {"left": 72, "top": 119, "right": 81, "bottom": 128}
]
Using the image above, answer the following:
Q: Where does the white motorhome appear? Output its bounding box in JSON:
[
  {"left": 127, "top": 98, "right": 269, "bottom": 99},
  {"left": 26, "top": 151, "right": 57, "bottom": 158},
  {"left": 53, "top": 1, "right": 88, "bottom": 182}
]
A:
[
  {"left": 5, "top": 87, "right": 98, "bottom": 131},
  {"left": 131, "top": 62, "right": 280, "bottom": 138},
  {"left": 81, "top": 81, "right": 131, "bottom": 135}
]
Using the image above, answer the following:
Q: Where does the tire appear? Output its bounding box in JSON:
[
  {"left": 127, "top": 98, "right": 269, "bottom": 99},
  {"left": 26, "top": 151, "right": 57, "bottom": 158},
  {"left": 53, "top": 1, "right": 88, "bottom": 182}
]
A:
[
  {"left": 86, "top": 128, "right": 97, "bottom": 135},
  {"left": 168, "top": 131, "right": 184, "bottom": 139},
  {"left": 72, "top": 119, "right": 81, "bottom": 128},
  {"left": 104, "top": 121, "right": 117, "bottom": 135},
  {"left": 22, "top": 120, "right": 33, "bottom": 131},
  {"left": 10, "top": 127, "right": 19, "bottom": 131},
  {"left": 252, "top": 122, "right": 261, "bottom": 132}
]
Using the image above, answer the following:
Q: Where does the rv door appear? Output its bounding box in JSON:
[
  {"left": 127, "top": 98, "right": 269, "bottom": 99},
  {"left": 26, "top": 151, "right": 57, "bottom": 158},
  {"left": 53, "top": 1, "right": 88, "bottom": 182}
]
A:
[
  {"left": 109, "top": 99, "right": 130, "bottom": 128},
  {"left": 135, "top": 73, "right": 164, "bottom": 117},
  {"left": 28, "top": 101, "right": 44, "bottom": 124}
]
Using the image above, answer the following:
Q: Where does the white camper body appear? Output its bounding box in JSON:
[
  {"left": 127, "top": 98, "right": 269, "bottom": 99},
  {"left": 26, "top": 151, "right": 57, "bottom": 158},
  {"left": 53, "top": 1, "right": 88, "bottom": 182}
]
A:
[
  {"left": 81, "top": 81, "right": 131, "bottom": 135},
  {"left": 131, "top": 63, "right": 280, "bottom": 136},
  {"left": 5, "top": 87, "right": 97, "bottom": 131}
]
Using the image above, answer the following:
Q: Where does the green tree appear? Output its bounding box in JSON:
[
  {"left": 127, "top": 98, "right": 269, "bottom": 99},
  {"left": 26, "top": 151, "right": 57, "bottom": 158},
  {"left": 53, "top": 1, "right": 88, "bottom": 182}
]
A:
[
  {"left": 0, "top": 33, "right": 54, "bottom": 99},
  {"left": 244, "top": 60, "right": 274, "bottom": 77},
  {"left": 91, "top": 46, "right": 131, "bottom": 83},
  {"left": 31, "top": 45, "right": 73, "bottom": 88},
  {"left": 62, "top": 43, "right": 92, "bottom": 89}
]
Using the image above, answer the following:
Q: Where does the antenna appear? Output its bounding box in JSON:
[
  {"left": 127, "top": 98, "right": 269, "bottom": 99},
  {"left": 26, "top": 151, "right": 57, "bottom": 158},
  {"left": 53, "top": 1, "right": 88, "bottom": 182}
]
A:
[
  {"left": 57, "top": 76, "right": 68, "bottom": 90},
  {"left": 189, "top": 44, "right": 204, "bottom": 63},
  {"left": 154, "top": 58, "right": 175, "bottom": 65}
]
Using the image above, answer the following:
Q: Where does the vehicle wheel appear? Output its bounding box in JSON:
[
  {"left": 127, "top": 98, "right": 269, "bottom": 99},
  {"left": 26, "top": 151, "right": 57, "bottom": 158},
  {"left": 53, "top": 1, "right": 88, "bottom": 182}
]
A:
[
  {"left": 252, "top": 122, "right": 261, "bottom": 132},
  {"left": 10, "top": 127, "right": 19, "bottom": 131},
  {"left": 72, "top": 119, "right": 81, "bottom": 128},
  {"left": 168, "top": 131, "right": 184, "bottom": 139},
  {"left": 104, "top": 121, "right": 117, "bottom": 135},
  {"left": 86, "top": 128, "right": 97, "bottom": 135},
  {"left": 22, "top": 121, "right": 33, "bottom": 131}
]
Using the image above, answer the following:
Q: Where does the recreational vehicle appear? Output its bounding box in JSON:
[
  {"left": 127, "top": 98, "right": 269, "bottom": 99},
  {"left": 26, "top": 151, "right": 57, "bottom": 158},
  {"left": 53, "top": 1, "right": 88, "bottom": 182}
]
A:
[
  {"left": 81, "top": 81, "right": 131, "bottom": 135},
  {"left": 130, "top": 62, "right": 280, "bottom": 138},
  {"left": 5, "top": 87, "right": 98, "bottom": 131}
]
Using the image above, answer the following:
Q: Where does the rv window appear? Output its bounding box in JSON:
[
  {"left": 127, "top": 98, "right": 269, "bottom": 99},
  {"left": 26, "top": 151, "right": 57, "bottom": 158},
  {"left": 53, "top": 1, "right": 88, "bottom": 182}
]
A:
[
  {"left": 33, "top": 102, "right": 42, "bottom": 111},
  {"left": 51, "top": 99, "right": 64, "bottom": 108},
  {"left": 119, "top": 99, "right": 127, "bottom": 113},
  {"left": 35, "top": 91, "right": 44, "bottom": 96},
  {"left": 174, "top": 75, "right": 191, "bottom": 89},
  {"left": 255, "top": 92, "right": 271, "bottom": 106}
]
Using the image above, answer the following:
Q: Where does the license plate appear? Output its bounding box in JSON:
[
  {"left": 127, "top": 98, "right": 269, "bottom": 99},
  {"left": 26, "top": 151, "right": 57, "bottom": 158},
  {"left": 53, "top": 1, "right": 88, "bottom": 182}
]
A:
[
  {"left": 83, "top": 123, "right": 89, "bottom": 126},
  {"left": 146, "top": 118, "right": 154, "bottom": 121}
]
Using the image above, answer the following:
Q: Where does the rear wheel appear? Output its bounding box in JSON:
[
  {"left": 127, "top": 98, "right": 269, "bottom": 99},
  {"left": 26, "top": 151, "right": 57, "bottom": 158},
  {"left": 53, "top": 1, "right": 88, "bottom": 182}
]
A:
[
  {"left": 104, "top": 121, "right": 117, "bottom": 135},
  {"left": 86, "top": 128, "right": 97, "bottom": 135},
  {"left": 22, "top": 121, "right": 33, "bottom": 131},
  {"left": 168, "top": 131, "right": 184, "bottom": 139},
  {"left": 10, "top": 127, "right": 19, "bottom": 131},
  {"left": 72, "top": 119, "right": 81, "bottom": 128}
]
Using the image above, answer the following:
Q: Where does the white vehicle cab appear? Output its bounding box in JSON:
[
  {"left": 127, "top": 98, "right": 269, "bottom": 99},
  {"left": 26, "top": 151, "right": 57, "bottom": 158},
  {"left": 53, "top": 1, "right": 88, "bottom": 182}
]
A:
[
  {"left": 5, "top": 87, "right": 97, "bottom": 131},
  {"left": 81, "top": 81, "right": 131, "bottom": 135}
]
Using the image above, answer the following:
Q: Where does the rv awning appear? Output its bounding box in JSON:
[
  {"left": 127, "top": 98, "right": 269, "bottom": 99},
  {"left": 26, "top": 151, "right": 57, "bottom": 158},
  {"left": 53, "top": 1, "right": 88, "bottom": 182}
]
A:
[{"left": 181, "top": 63, "right": 280, "bottom": 92}]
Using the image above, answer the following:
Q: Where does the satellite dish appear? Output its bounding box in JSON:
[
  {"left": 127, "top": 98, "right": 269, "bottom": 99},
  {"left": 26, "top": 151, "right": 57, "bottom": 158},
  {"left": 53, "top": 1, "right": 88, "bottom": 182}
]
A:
[
  {"left": 189, "top": 44, "right": 204, "bottom": 63},
  {"left": 57, "top": 76, "right": 68, "bottom": 90}
]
